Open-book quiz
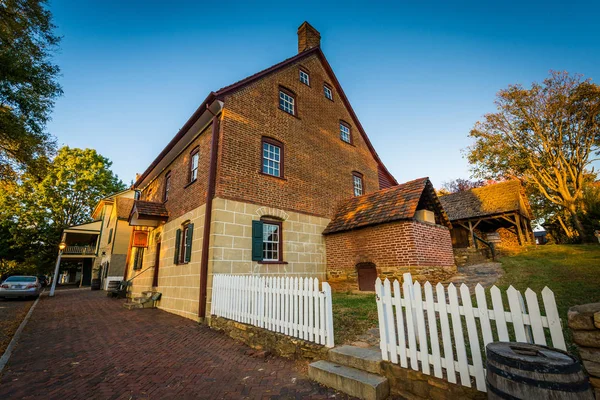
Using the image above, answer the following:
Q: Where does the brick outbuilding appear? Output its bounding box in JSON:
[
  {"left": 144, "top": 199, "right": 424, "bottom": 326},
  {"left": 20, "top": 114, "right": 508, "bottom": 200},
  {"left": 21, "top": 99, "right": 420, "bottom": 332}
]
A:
[{"left": 323, "top": 178, "right": 456, "bottom": 291}]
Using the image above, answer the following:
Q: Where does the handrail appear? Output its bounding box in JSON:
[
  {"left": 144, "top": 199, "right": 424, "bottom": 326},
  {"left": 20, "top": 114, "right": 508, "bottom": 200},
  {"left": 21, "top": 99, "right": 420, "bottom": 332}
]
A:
[
  {"left": 473, "top": 233, "right": 496, "bottom": 260},
  {"left": 126, "top": 265, "right": 154, "bottom": 284}
]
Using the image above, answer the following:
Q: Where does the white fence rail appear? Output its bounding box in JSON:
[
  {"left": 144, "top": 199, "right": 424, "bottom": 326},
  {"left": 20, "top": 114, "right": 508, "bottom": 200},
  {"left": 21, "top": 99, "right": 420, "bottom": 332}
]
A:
[
  {"left": 211, "top": 274, "right": 335, "bottom": 347},
  {"left": 375, "top": 273, "right": 566, "bottom": 393}
]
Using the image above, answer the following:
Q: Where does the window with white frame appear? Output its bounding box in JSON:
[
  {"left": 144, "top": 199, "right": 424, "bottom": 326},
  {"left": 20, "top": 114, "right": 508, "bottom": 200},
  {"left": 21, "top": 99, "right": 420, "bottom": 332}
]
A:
[
  {"left": 190, "top": 149, "right": 199, "bottom": 182},
  {"left": 299, "top": 69, "right": 310, "bottom": 85},
  {"left": 262, "top": 139, "right": 282, "bottom": 177},
  {"left": 340, "top": 122, "right": 351, "bottom": 143},
  {"left": 279, "top": 89, "right": 295, "bottom": 115},
  {"left": 262, "top": 221, "right": 281, "bottom": 261},
  {"left": 353, "top": 173, "right": 364, "bottom": 196},
  {"left": 324, "top": 84, "right": 333, "bottom": 100}
]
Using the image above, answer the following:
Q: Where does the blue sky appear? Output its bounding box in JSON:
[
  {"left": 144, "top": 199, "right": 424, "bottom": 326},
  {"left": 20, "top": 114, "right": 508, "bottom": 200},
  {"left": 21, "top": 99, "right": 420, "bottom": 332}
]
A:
[{"left": 47, "top": 0, "right": 600, "bottom": 187}]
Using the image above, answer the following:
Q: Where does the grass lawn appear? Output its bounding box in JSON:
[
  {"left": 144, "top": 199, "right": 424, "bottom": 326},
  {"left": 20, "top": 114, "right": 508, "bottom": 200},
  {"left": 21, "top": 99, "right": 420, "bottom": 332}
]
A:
[
  {"left": 494, "top": 244, "right": 600, "bottom": 352},
  {"left": 331, "top": 292, "right": 378, "bottom": 345},
  {"left": 331, "top": 244, "right": 600, "bottom": 351}
]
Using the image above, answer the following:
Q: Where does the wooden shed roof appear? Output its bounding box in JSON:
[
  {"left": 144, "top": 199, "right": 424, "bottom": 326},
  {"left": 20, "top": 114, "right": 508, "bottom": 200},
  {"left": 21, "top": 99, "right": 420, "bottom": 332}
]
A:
[{"left": 439, "top": 180, "right": 532, "bottom": 222}]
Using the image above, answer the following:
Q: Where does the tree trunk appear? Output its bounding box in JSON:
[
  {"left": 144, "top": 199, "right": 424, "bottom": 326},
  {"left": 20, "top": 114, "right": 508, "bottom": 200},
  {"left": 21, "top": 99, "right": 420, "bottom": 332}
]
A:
[{"left": 570, "top": 211, "right": 588, "bottom": 242}]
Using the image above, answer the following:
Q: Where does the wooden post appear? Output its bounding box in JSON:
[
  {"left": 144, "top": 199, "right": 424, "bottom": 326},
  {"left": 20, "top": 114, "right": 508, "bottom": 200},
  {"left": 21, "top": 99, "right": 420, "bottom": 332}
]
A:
[
  {"left": 514, "top": 213, "right": 524, "bottom": 246},
  {"left": 469, "top": 220, "right": 477, "bottom": 249}
]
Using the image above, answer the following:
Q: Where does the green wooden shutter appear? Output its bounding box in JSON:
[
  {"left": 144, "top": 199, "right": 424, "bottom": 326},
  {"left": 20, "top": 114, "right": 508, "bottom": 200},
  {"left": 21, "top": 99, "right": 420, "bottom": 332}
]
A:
[
  {"left": 251, "top": 220, "right": 264, "bottom": 261},
  {"left": 174, "top": 229, "right": 181, "bottom": 264},
  {"left": 184, "top": 223, "right": 194, "bottom": 263}
]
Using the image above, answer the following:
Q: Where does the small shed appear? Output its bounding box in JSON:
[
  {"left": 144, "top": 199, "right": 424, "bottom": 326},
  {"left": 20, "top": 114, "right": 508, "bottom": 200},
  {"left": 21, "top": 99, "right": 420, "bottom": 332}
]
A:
[
  {"left": 439, "top": 180, "right": 533, "bottom": 249},
  {"left": 323, "top": 177, "right": 456, "bottom": 292}
]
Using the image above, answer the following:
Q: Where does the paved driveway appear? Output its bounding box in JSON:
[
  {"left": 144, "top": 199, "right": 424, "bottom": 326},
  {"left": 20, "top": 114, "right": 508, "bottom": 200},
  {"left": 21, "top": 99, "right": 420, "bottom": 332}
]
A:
[{"left": 0, "top": 290, "right": 346, "bottom": 399}]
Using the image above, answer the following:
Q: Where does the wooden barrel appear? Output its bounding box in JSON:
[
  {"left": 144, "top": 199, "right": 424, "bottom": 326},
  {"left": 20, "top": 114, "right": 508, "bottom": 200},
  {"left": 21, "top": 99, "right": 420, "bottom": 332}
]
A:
[{"left": 486, "top": 342, "right": 594, "bottom": 399}]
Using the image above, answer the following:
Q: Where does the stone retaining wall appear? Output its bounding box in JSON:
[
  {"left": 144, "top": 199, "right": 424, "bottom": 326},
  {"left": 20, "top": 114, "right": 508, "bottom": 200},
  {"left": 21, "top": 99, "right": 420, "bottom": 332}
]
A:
[
  {"left": 568, "top": 303, "right": 600, "bottom": 398},
  {"left": 208, "top": 316, "right": 329, "bottom": 361},
  {"left": 381, "top": 362, "right": 485, "bottom": 399}
]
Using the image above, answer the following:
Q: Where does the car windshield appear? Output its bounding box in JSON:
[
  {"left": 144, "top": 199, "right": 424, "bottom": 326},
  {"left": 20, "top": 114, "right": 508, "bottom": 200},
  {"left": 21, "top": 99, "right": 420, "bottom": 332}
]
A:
[{"left": 4, "top": 276, "right": 36, "bottom": 282}]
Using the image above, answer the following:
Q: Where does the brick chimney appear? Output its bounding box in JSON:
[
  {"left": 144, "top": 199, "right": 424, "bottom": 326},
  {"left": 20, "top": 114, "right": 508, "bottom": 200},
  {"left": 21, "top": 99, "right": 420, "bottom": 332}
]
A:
[{"left": 297, "top": 22, "right": 321, "bottom": 53}]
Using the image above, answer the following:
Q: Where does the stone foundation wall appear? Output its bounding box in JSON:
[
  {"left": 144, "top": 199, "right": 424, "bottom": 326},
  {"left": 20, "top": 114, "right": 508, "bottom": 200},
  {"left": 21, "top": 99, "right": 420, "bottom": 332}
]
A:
[
  {"left": 568, "top": 303, "right": 600, "bottom": 398},
  {"left": 208, "top": 316, "right": 329, "bottom": 361},
  {"left": 381, "top": 362, "right": 485, "bottom": 399}
]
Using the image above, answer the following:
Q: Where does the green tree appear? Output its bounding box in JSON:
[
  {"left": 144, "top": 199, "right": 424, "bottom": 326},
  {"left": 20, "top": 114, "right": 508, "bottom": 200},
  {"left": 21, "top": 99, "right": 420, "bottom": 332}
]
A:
[
  {"left": 467, "top": 71, "right": 600, "bottom": 241},
  {"left": 0, "top": 0, "right": 62, "bottom": 180},
  {"left": 0, "top": 147, "right": 126, "bottom": 273}
]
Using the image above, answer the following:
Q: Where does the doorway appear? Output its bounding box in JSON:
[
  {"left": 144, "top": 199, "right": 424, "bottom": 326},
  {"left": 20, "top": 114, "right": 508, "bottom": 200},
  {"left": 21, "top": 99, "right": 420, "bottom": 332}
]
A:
[
  {"left": 356, "top": 262, "right": 377, "bottom": 291},
  {"left": 152, "top": 242, "right": 161, "bottom": 288}
]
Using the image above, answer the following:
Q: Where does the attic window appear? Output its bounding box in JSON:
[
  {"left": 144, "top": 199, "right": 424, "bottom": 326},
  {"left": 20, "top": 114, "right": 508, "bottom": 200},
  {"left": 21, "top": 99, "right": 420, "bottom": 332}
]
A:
[
  {"left": 279, "top": 88, "right": 296, "bottom": 115},
  {"left": 324, "top": 84, "right": 333, "bottom": 100},
  {"left": 340, "top": 121, "right": 352, "bottom": 143},
  {"left": 299, "top": 69, "right": 310, "bottom": 86},
  {"left": 353, "top": 172, "right": 364, "bottom": 196}
]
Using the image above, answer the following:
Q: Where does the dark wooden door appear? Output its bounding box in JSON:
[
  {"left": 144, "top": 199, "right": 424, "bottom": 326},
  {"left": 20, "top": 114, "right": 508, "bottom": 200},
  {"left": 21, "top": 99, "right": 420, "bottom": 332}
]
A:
[
  {"left": 152, "top": 242, "right": 161, "bottom": 287},
  {"left": 357, "top": 263, "right": 377, "bottom": 291}
]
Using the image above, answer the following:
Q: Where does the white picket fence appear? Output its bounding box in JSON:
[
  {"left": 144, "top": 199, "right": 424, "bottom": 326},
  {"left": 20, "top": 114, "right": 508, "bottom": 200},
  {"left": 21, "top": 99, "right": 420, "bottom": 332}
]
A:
[
  {"left": 375, "top": 273, "right": 566, "bottom": 393},
  {"left": 211, "top": 274, "right": 335, "bottom": 347}
]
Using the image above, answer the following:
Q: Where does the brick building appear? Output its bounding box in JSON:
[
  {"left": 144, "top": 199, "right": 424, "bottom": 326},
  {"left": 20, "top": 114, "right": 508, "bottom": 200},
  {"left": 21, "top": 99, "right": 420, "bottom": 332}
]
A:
[{"left": 125, "top": 22, "right": 455, "bottom": 321}]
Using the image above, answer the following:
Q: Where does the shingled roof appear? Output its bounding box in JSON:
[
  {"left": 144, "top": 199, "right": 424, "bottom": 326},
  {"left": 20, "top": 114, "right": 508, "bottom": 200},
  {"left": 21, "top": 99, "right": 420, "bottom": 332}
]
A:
[
  {"left": 129, "top": 200, "right": 169, "bottom": 220},
  {"left": 116, "top": 197, "right": 135, "bottom": 220},
  {"left": 323, "top": 177, "right": 448, "bottom": 234},
  {"left": 439, "top": 180, "right": 531, "bottom": 221}
]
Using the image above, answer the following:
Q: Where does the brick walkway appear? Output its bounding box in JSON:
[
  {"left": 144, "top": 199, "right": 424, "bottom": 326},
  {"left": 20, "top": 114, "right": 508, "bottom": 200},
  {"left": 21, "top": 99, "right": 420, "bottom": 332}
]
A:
[
  {"left": 0, "top": 290, "right": 349, "bottom": 399},
  {"left": 0, "top": 297, "right": 34, "bottom": 356}
]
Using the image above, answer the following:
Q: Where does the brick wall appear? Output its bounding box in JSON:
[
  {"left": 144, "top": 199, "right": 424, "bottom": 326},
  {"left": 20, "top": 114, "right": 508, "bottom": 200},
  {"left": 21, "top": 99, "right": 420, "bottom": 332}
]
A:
[
  {"left": 140, "top": 122, "right": 213, "bottom": 221},
  {"left": 216, "top": 52, "right": 382, "bottom": 219},
  {"left": 325, "top": 220, "right": 456, "bottom": 291}
]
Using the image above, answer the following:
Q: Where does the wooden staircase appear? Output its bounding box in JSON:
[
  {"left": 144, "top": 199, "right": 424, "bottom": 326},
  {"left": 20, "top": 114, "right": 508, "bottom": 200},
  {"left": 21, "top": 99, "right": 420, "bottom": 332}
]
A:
[{"left": 123, "top": 291, "right": 161, "bottom": 310}]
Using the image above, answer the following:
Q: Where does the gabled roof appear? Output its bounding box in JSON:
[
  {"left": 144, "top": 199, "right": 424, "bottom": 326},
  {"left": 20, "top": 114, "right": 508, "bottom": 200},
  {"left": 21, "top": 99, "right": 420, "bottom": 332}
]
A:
[
  {"left": 439, "top": 180, "right": 532, "bottom": 221},
  {"left": 129, "top": 200, "right": 169, "bottom": 219},
  {"left": 116, "top": 197, "right": 135, "bottom": 220},
  {"left": 323, "top": 177, "right": 447, "bottom": 234},
  {"left": 133, "top": 46, "right": 397, "bottom": 189}
]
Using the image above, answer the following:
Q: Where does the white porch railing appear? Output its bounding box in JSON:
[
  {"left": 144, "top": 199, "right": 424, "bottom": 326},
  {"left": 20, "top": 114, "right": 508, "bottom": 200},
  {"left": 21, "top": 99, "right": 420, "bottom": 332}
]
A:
[
  {"left": 211, "top": 274, "right": 335, "bottom": 347},
  {"left": 375, "top": 273, "right": 566, "bottom": 393}
]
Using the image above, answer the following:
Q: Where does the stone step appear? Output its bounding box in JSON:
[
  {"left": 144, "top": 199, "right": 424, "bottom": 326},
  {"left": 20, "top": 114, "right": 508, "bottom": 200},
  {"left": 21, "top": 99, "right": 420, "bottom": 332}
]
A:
[
  {"left": 123, "top": 302, "right": 144, "bottom": 310},
  {"left": 308, "top": 360, "right": 389, "bottom": 400},
  {"left": 133, "top": 297, "right": 150, "bottom": 303},
  {"left": 328, "top": 345, "right": 383, "bottom": 374}
]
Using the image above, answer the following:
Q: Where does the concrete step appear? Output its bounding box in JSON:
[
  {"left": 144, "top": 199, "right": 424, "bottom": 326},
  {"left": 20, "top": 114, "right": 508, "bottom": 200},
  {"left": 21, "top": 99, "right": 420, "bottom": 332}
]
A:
[
  {"left": 328, "top": 345, "right": 383, "bottom": 374},
  {"left": 308, "top": 360, "right": 389, "bottom": 400}
]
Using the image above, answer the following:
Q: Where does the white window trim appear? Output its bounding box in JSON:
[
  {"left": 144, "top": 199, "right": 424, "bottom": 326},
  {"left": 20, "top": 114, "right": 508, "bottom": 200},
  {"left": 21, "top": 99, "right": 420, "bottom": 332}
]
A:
[
  {"left": 279, "top": 90, "right": 295, "bottom": 115},
  {"left": 299, "top": 70, "right": 310, "bottom": 85},
  {"left": 262, "top": 222, "right": 280, "bottom": 261},
  {"left": 324, "top": 85, "right": 333, "bottom": 100},
  {"left": 262, "top": 143, "right": 281, "bottom": 177},
  {"left": 353, "top": 175, "right": 363, "bottom": 196}
]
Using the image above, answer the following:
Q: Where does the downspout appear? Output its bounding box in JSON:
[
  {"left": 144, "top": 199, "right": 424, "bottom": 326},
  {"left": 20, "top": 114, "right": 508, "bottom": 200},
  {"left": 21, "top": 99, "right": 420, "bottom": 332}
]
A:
[{"left": 199, "top": 113, "right": 220, "bottom": 319}]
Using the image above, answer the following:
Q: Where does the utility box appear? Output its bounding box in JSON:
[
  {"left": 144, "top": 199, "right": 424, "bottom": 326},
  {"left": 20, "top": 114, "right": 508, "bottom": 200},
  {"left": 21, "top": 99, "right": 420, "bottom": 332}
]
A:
[{"left": 415, "top": 209, "right": 435, "bottom": 224}]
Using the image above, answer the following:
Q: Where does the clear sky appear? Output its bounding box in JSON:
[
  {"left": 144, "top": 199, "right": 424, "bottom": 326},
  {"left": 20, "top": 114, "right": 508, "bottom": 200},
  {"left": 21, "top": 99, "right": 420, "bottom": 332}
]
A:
[{"left": 47, "top": 0, "right": 600, "bottom": 188}]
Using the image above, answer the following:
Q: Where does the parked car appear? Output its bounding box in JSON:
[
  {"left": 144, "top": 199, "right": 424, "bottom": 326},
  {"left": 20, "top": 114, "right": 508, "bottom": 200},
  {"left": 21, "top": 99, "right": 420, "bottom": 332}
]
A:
[{"left": 0, "top": 276, "right": 41, "bottom": 299}]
